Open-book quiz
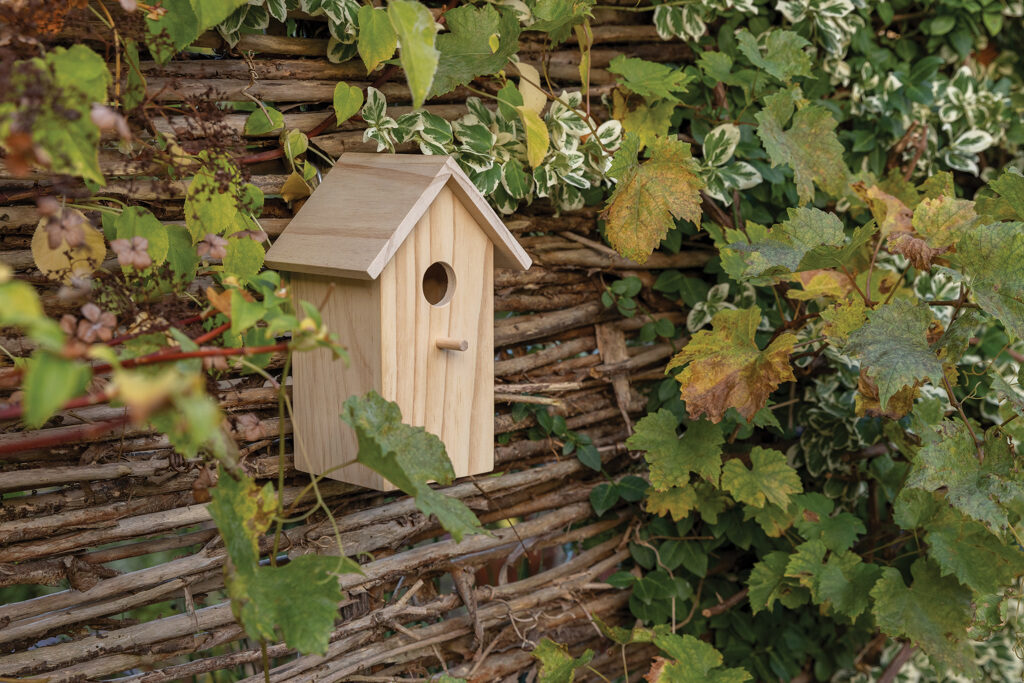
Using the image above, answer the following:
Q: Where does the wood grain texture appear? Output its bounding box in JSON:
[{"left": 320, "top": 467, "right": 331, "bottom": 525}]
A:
[
  {"left": 289, "top": 274, "right": 380, "bottom": 488},
  {"left": 265, "top": 154, "right": 530, "bottom": 280}
]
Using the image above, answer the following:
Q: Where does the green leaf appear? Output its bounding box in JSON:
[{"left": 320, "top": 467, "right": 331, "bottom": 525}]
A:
[
  {"left": 230, "top": 289, "right": 266, "bottom": 337},
  {"left": 518, "top": 106, "right": 550, "bottom": 168},
  {"left": 166, "top": 224, "right": 199, "bottom": 281},
  {"left": 532, "top": 638, "right": 594, "bottom": 683},
  {"left": 223, "top": 237, "right": 265, "bottom": 280},
  {"left": 115, "top": 207, "right": 170, "bottom": 267},
  {"left": 122, "top": 39, "right": 147, "bottom": 111},
  {"left": 815, "top": 552, "right": 881, "bottom": 619},
  {"left": 526, "top": 0, "right": 595, "bottom": 44},
  {"left": 184, "top": 159, "right": 244, "bottom": 242},
  {"left": 357, "top": 5, "right": 398, "bottom": 73},
  {"left": 721, "top": 446, "right": 802, "bottom": 509},
  {"left": 341, "top": 391, "right": 486, "bottom": 542},
  {"left": 906, "top": 420, "right": 1023, "bottom": 531},
  {"left": 626, "top": 411, "right": 725, "bottom": 489},
  {"left": 792, "top": 493, "right": 865, "bottom": 552},
  {"left": 925, "top": 506, "right": 1024, "bottom": 594},
  {"left": 646, "top": 485, "right": 699, "bottom": 521},
  {"left": 956, "top": 221, "right": 1024, "bottom": 339},
  {"left": 747, "top": 551, "right": 809, "bottom": 614},
  {"left": 844, "top": 298, "right": 943, "bottom": 408},
  {"left": 736, "top": 29, "right": 812, "bottom": 82},
  {"left": 729, "top": 207, "right": 845, "bottom": 278},
  {"left": 590, "top": 482, "right": 619, "bottom": 516},
  {"left": 208, "top": 471, "right": 278, "bottom": 570},
  {"left": 871, "top": 559, "right": 977, "bottom": 675},
  {"left": 332, "top": 82, "right": 364, "bottom": 126},
  {"left": 430, "top": 5, "right": 520, "bottom": 97},
  {"left": 755, "top": 87, "right": 849, "bottom": 205},
  {"left": 387, "top": 0, "right": 439, "bottom": 109},
  {"left": 783, "top": 539, "right": 827, "bottom": 598},
  {"left": 989, "top": 169, "right": 1024, "bottom": 220},
  {"left": 23, "top": 352, "right": 91, "bottom": 428},
  {"left": 603, "top": 134, "right": 704, "bottom": 263},
  {"left": 608, "top": 56, "right": 691, "bottom": 101},
  {"left": 244, "top": 106, "right": 285, "bottom": 135},
  {"left": 666, "top": 307, "right": 797, "bottom": 423}
]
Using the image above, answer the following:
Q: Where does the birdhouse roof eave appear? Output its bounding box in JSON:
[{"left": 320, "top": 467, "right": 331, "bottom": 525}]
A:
[{"left": 265, "top": 154, "right": 532, "bottom": 280}]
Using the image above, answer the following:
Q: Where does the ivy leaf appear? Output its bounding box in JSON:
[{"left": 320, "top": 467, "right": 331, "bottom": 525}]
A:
[
  {"left": 955, "top": 220, "right": 1024, "bottom": 339},
  {"left": 357, "top": 5, "right": 397, "bottom": 73},
  {"left": 387, "top": 0, "right": 440, "bottom": 109},
  {"left": 332, "top": 82, "right": 364, "bottom": 126},
  {"left": 844, "top": 299, "right": 943, "bottom": 408},
  {"left": 341, "top": 391, "right": 486, "bottom": 542},
  {"left": 23, "top": 352, "right": 91, "bottom": 428},
  {"left": 602, "top": 135, "right": 704, "bottom": 263},
  {"left": 626, "top": 410, "right": 725, "bottom": 489},
  {"left": 747, "top": 551, "right": 810, "bottom": 614},
  {"left": 608, "top": 56, "right": 691, "bottom": 101},
  {"left": 735, "top": 29, "right": 812, "bottom": 82},
  {"left": 244, "top": 106, "right": 285, "bottom": 136},
  {"left": 722, "top": 446, "right": 802, "bottom": 509},
  {"left": 755, "top": 87, "right": 849, "bottom": 205},
  {"left": 430, "top": 5, "right": 520, "bottom": 97},
  {"left": 223, "top": 236, "right": 265, "bottom": 280},
  {"left": 871, "top": 559, "right": 977, "bottom": 675},
  {"left": 667, "top": 307, "right": 797, "bottom": 423},
  {"left": 924, "top": 506, "right": 1024, "bottom": 595},
  {"left": 518, "top": 106, "right": 550, "bottom": 167},
  {"left": 729, "top": 207, "right": 845, "bottom": 278},
  {"left": 906, "top": 420, "right": 1023, "bottom": 531},
  {"left": 532, "top": 638, "right": 594, "bottom": 683}
]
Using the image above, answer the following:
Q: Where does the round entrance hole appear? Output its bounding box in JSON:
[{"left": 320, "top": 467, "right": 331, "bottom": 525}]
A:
[{"left": 422, "top": 261, "right": 456, "bottom": 306}]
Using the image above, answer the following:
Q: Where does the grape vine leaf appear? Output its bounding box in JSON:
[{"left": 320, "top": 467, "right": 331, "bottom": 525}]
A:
[
  {"left": 341, "top": 391, "right": 486, "bottom": 542},
  {"left": 387, "top": 0, "right": 440, "bottom": 108},
  {"left": 626, "top": 410, "right": 725, "bottom": 489},
  {"left": 667, "top": 307, "right": 797, "bottom": 423},
  {"left": 989, "top": 168, "right": 1024, "bottom": 220},
  {"left": 747, "top": 551, "right": 810, "bottom": 614},
  {"left": 608, "top": 56, "right": 691, "bottom": 101},
  {"left": 735, "top": 29, "right": 812, "bottom": 83},
  {"left": 924, "top": 506, "right": 1024, "bottom": 595},
  {"left": 815, "top": 551, "right": 881, "bottom": 619},
  {"left": 792, "top": 493, "right": 865, "bottom": 552},
  {"left": 430, "top": 5, "right": 520, "bottom": 97},
  {"left": 744, "top": 502, "right": 794, "bottom": 537},
  {"left": 720, "top": 446, "right": 802, "bottom": 509},
  {"left": 647, "top": 633, "right": 751, "bottom": 682},
  {"left": 729, "top": 207, "right": 845, "bottom": 277},
  {"left": 783, "top": 539, "right": 827, "bottom": 597},
  {"left": 532, "top": 638, "right": 594, "bottom": 683},
  {"left": 646, "top": 485, "right": 698, "bottom": 521},
  {"left": 844, "top": 298, "right": 943, "bottom": 408},
  {"left": 208, "top": 471, "right": 277, "bottom": 569},
  {"left": 955, "top": 220, "right": 1024, "bottom": 339},
  {"left": 357, "top": 5, "right": 397, "bottom": 73},
  {"left": 911, "top": 195, "right": 978, "bottom": 249},
  {"left": 603, "top": 134, "right": 704, "bottom": 263},
  {"left": 526, "top": 0, "right": 595, "bottom": 44},
  {"left": 871, "top": 559, "right": 977, "bottom": 675},
  {"left": 754, "top": 87, "right": 849, "bottom": 205},
  {"left": 23, "top": 352, "right": 91, "bottom": 428},
  {"left": 905, "top": 420, "right": 1023, "bottom": 531}
]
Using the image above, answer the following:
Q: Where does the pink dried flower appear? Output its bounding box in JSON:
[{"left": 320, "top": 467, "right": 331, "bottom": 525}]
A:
[
  {"left": 76, "top": 303, "right": 117, "bottom": 343},
  {"left": 37, "top": 196, "right": 60, "bottom": 216},
  {"left": 111, "top": 236, "right": 152, "bottom": 269},
  {"left": 197, "top": 233, "right": 228, "bottom": 260},
  {"left": 234, "top": 228, "right": 268, "bottom": 243},
  {"left": 90, "top": 104, "right": 131, "bottom": 140},
  {"left": 45, "top": 210, "right": 85, "bottom": 249},
  {"left": 119, "top": 0, "right": 138, "bottom": 11}
]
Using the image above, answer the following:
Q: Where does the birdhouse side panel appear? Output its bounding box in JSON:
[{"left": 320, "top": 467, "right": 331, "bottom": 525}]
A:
[
  {"left": 379, "top": 186, "right": 495, "bottom": 480},
  {"left": 289, "top": 273, "right": 384, "bottom": 489}
]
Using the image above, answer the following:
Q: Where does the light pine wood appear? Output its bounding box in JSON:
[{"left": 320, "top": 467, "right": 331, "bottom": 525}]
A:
[
  {"left": 265, "top": 154, "right": 531, "bottom": 280},
  {"left": 435, "top": 337, "right": 469, "bottom": 351},
  {"left": 289, "top": 274, "right": 382, "bottom": 489}
]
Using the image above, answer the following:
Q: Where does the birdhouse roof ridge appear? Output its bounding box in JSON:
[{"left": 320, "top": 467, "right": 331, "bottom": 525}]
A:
[{"left": 265, "top": 153, "right": 532, "bottom": 280}]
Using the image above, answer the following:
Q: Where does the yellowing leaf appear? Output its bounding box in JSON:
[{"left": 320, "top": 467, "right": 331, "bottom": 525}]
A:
[
  {"left": 517, "top": 106, "right": 550, "bottom": 167},
  {"left": 488, "top": 33, "right": 500, "bottom": 53},
  {"left": 912, "top": 195, "right": 978, "bottom": 249},
  {"left": 517, "top": 61, "right": 547, "bottom": 115},
  {"left": 32, "top": 211, "right": 106, "bottom": 284},
  {"left": 357, "top": 5, "right": 397, "bottom": 73},
  {"left": 667, "top": 307, "right": 796, "bottom": 423},
  {"left": 602, "top": 135, "right": 704, "bottom": 263},
  {"left": 333, "top": 82, "right": 364, "bottom": 126},
  {"left": 852, "top": 182, "right": 912, "bottom": 237},
  {"left": 280, "top": 171, "right": 312, "bottom": 203},
  {"left": 387, "top": 0, "right": 439, "bottom": 108},
  {"left": 646, "top": 485, "right": 698, "bottom": 521}
]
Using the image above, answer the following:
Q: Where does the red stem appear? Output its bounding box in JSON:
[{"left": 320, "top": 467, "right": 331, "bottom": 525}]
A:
[
  {"left": 0, "top": 391, "right": 111, "bottom": 422},
  {"left": 0, "top": 415, "right": 132, "bottom": 455}
]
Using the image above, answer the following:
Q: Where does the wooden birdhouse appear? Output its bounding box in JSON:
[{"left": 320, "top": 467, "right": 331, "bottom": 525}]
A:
[{"left": 266, "top": 153, "right": 532, "bottom": 490}]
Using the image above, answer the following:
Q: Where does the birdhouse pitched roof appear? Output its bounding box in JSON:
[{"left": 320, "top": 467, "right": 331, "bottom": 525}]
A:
[{"left": 265, "top": 153, "right": 532, "bottom": 280}]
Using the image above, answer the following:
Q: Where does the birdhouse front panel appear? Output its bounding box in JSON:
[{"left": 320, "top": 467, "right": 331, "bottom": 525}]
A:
[{"left": 379, "top": 185, "right": 495, "bottom": 482}]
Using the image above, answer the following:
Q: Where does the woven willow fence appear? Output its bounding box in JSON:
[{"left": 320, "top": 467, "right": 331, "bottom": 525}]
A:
[{"left": 0, "top": 12, "right": 712, "bottom": 681}]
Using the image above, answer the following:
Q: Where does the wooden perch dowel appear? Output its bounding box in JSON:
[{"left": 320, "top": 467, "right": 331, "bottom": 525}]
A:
[{"left": 435, "top": 337, "right": 469, "bottom": 351}]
